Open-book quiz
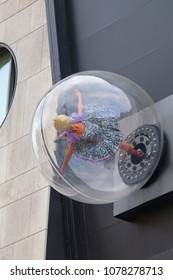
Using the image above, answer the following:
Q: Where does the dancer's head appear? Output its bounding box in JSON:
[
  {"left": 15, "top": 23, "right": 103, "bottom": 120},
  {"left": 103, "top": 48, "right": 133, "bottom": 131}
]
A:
[{"left": 54, "top": 115, "right": 71, "bottom": 132}]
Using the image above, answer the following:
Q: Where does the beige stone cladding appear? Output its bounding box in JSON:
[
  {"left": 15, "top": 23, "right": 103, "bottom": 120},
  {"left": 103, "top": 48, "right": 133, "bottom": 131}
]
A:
[{"left": 0, "top": 0, "right": 52, "bottom": 259}]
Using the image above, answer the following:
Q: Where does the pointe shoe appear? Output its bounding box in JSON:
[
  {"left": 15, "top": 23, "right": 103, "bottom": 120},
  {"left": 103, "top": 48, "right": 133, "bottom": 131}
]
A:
[{"left": 133, "top": 149, "right": 145, "bottom": 158}]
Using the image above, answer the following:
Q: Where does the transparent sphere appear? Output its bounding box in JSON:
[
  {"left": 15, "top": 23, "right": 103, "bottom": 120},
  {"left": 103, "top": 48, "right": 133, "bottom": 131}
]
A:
[{"left": 31, "top": 71, "right": 163, "bottom": 204}]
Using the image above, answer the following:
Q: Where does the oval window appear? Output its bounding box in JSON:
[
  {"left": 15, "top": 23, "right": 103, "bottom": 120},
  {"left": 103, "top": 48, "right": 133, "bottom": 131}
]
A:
[{"left": 0, "top": 43, "right": 17, "bottom": 127}]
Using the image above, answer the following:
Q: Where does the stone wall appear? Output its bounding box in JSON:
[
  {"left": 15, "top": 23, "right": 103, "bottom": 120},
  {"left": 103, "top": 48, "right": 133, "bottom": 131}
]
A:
[{"left": 0, "top": 0, "right": 52, "bottom": 259}]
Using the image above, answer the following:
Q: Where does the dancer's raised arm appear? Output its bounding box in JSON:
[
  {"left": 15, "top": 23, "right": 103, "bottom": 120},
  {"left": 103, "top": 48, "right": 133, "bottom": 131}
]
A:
[{"left": 74, "top": 89, "right": 83, "bottom": 113}]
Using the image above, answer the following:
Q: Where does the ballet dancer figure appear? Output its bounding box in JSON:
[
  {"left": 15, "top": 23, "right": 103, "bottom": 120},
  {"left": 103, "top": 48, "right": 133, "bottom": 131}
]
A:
[{"left": 54, "top": 90, "right": 144, "bottom": 179}]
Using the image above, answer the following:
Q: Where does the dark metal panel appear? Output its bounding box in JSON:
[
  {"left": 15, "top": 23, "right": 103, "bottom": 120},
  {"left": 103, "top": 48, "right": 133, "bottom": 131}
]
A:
[
  {"left": 86, "top": 198, "right": 173, "bottom": 259},
  {"left": 66, "top": 0, "right": 173, "bottom": 260},
  {"left": 46, "top": 189, "right": 67, "bottom": 260},
  {"left": 68, "top": 0, "right": 150, "bottom": 42},
  {"left": 118, "top": 39, "right": 173, "bottom": 102},
  {"left": 148, "top": 248, "right": 173, "bottom": 260},
  {"left": 61, "top": 198, "right": 89, "bottom": 259},
  {"left": 72, "top": 35, "right": 173, "bottom": 101},
  {"left": 84, "top": 204, "right": 121, "bottom": 234},
  {"left": 45, "top": 0, "right": 61, "bottom": 83},
  {"left": 45, "top": 0, "right": 72, "bottom": 81},
  {"left": 52, "top": 0, "right": 72, "bottom": 78},
  {"left": 46, "top": 0, "right": 173, "bottom": 260},
  {"left": 66, "top": 0, "right": 173, "bottom": 102},
  {"left": 71, "top": 0, "right": 173, "bottom": 59}
]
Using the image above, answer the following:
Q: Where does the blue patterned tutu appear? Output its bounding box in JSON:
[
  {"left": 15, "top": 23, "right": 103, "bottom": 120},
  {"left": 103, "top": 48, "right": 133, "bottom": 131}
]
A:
[{"left": 66, "top": 104, "right": 123, "bottom": 162}]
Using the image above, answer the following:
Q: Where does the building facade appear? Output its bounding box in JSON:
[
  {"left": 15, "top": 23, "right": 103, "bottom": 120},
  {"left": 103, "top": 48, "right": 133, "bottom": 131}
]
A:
[
  {"left": 0, "top": 0, "right": 52, "bottom": 259},
  {"left": 0, "top": 0, "right": 173, "bottom": 260}
]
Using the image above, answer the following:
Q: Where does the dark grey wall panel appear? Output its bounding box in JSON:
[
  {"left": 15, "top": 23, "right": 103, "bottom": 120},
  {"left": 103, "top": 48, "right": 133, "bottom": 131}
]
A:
[
  {"left": 119, "top": 39, "right": 173, "bottom": 102},
  {"left": 69, "top": 0, "right": 150, "bottom": 42},
  {"left": 148, "top": 248, "right": 173, "bottom": 260},
  {"left": 49, "top": 0, "right": 173, "bottom": 260},
  {"left": 84, "top": 204, "right": 121, "bottom": 234},
  {"left": 67, "top": 0, "right": 173, "bottom": 102},
  {"left": 65, "top": 0, "right": 173, "bottom": 260},
  {"left": 85, "top": 201, "right": 173, "bottom": 259}
]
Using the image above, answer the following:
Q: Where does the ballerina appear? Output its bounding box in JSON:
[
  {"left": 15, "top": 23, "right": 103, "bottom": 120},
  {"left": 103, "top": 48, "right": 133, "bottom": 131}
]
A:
[{"left": 54, "top": 90, "right": 144, "bottom": 179}]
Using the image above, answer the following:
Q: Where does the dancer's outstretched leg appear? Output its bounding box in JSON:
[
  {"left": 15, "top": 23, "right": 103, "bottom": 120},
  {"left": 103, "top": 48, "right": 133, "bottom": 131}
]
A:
[{"left": 120, "top": 141, "right": 144, "bottom": 158}]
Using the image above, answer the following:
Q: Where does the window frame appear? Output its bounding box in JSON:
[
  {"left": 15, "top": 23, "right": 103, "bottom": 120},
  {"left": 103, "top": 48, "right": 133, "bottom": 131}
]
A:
[{"left": 0, "top": 42, "right": 18, "bottom": 128}]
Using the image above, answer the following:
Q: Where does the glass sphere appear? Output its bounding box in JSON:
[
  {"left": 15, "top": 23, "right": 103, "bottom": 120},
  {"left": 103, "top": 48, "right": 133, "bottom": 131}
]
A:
[{"left": 31, "top": 71, "right": 163, "bottom": 204}]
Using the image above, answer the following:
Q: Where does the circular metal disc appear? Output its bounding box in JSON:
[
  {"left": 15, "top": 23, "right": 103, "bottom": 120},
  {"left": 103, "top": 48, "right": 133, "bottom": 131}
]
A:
[{"left": 118, "top": 124, "right": 162, "bottom": 185}]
